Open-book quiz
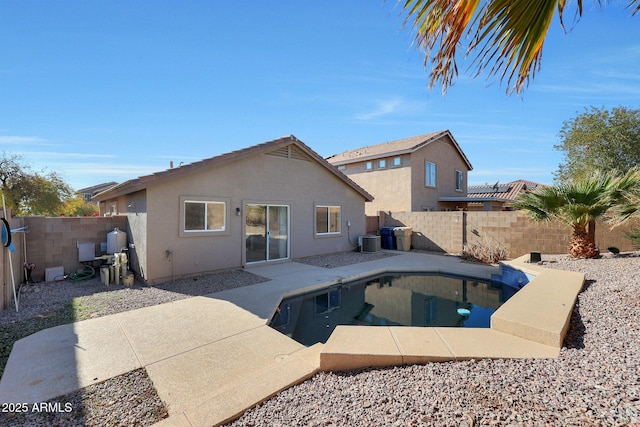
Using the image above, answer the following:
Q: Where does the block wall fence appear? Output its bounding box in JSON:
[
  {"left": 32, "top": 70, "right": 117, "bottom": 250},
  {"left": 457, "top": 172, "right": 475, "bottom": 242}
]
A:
[
  {"left": 2, "top": 215, "right": 126, "bottom": 311},
  {"left": 379, "top": 211, "right": 637, "bottom": 256},
  {"left": 2, "top": 211, "right": 638, "bottom": 311}
]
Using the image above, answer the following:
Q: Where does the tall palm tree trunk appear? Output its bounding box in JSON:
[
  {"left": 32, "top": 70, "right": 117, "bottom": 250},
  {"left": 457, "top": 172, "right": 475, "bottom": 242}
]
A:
[{"left": 570, "top": 225, "right": 599, "bottom": 258}]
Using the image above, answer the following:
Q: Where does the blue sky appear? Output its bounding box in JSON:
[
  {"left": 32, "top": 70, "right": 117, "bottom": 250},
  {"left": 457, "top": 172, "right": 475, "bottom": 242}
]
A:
[{"left": 1, "top": 1, "right": 639, "bottom": 191}]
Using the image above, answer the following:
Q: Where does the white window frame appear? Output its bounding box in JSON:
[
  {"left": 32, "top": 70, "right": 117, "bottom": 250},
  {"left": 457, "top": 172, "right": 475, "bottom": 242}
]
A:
[
  {"left": 425, "top": 161, "right": 437, "bottom": 187},
  {"left": 455, "top": 170, "right": 464, "bottom": 192},
  {"left": 180, "top": 196, "right": 230, "bottom": 237},
  {"left": 315, "top": 288, "right": 341, "bottom": 314},
  {"left": 365, "top": 161, "right": 373, "bottom": 171},
  {"left": 378, "top": 159, "right": 386, "bottom": 169},
  {"left": 315, "top": 204, "right": 341, "bottom": 236},
  {"left": 392, "top": 156, "right": 402, "bottom": 167}
]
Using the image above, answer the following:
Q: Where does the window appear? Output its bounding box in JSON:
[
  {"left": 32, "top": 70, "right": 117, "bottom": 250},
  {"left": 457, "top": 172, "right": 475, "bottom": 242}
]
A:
[
  {"left": 365, "top": 161, "right": 373, "bottom": 171},
  {"left": 315, "top": 288, "right": 341, "bottom": 314},
  {"left": 337, "top": 165, "right": 346, "bottom": 171},
  {"left": 184, "top": 200, "right": 226, "bottom": 232},
  {"left": 455, "top": 170, "right": 464, "bottom": 191},
  {"left": 378, "top": 159, "right": 386, "bottom": 168},
  {"left": 316, "top": 205, "right": 341, "bottom": 235},
  {"left": 393, "top": 157, "right": 401, "bottom": 167},
  {"left": 425, "top": 161, "right": 437, "bottom": 187}
]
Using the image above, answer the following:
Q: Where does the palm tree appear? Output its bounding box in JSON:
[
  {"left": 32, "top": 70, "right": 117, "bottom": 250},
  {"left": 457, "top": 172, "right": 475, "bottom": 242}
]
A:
[
  {"left": 512, "top": 168, "right": 640, "bottom": 258},
  {"left": 609, "top": 170, "right": 640, "bottom": 248},
  {"left": 399, "top": 0, "right": 640, "bottom": 94}
]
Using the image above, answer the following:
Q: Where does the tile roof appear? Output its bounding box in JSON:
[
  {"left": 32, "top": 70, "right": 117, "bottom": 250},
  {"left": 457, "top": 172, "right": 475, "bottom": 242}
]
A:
[
  {"left": 326, "top": 130, "right": 472, "bottom": 170},
  {"left": 92, "top": 135, "right": 374, "bottom": 202},
  {"left": 467, "top": 180, "right": 546, "bottom": 202}
]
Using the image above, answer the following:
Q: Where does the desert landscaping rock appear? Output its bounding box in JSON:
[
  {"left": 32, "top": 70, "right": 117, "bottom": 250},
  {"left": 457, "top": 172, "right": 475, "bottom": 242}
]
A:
[
  {"left": 227, "top": 253, "right": 640, "bottom": 426},
  {"left": 0, "top": 269, "right": 267, "bottom": 325},
  {"left": 1, "top": 252, "right": 639, "bottom": 426}
]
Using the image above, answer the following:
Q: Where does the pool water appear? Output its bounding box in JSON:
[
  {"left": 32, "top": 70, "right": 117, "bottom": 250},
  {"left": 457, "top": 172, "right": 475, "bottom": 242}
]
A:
[{"left": 269, "top": 272, "right": 519, "bottom": 346}]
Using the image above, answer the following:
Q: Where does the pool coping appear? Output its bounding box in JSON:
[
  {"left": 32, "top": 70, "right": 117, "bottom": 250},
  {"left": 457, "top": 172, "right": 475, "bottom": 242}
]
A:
[
  {"left": 319, "top": 254, "right": 585, "bottom": 371},
  {"left": 0, "top": 252, "right": 585, "bottom": 427}
]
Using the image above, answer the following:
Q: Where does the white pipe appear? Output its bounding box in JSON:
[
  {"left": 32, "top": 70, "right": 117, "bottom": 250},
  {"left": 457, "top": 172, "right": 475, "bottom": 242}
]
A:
[{"left": 2, "top": 193, "right": 18, "bottom": 312}]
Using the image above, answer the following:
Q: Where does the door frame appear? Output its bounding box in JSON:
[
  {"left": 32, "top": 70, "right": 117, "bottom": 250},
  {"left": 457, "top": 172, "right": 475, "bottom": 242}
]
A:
[{"left": 243, "top": 201, "right": 291, "bottom": 266}]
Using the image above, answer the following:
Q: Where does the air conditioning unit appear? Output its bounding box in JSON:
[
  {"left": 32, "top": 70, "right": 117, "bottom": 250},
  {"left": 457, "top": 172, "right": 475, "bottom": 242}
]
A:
[{"left": 360, "top": 235, "right": 381, "bottom": 253}]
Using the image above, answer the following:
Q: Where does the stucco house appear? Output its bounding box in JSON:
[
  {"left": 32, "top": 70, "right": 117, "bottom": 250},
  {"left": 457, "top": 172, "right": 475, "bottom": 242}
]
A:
[
  {"left": 326, "top": 130, "right": 473, "bottom": 215},
  {"left": 93, "top": 135, "right": 373, "bottom": 284}
]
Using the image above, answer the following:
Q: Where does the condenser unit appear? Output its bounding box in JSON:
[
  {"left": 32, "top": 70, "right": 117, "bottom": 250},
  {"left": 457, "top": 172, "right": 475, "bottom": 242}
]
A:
[{"left": 360, "top": 235, "right": 381, "bottom": 253}]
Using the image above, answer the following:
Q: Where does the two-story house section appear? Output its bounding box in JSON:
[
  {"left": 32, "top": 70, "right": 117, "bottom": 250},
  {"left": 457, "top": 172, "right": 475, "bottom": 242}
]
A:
[{"left": 327, "top": 130, "right": 473, "bottom": 215}]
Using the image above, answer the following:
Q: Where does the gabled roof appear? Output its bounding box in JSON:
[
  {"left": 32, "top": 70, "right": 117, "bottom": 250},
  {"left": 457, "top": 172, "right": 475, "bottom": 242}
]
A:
[
  {"left": 92, "top": 135, "right": 374, "bottom": 202},
  {"left": 326, "top": 130, "right": 473, "bottom": 170},
  {"left": 467, "top": 180, "right": 545, "bottom": 202}
]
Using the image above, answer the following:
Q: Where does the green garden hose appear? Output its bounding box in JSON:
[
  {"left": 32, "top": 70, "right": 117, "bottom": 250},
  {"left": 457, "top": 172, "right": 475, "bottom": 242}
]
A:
[{"left": 56, "top": 265, "right": 96, "bottom": 283}]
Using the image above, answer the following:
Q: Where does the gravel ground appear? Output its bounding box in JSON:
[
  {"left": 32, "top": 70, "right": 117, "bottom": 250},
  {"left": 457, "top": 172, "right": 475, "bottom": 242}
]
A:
[
  {"left": 0, "top": 268, "right": 267, "bottom": 427},
  {"left": 0, "top": 252, "right": 393, "bottom": 426},
  {"left": 0, "top": 269, "right": 268, "bottom": 326},
  {"left": 227, "top": 252, "right": 640, "bottom": 427},
  {"left": 295, "top": 251, "right": 398, "bottom": 268},
  {"left": 2, "top": 252, "right": 639, "bottom": 426}
]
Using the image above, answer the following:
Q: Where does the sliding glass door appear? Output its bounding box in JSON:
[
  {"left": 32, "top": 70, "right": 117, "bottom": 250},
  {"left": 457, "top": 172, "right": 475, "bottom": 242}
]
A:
[{"left": 245, "top": 204, "right": 289, "bottom": 263}]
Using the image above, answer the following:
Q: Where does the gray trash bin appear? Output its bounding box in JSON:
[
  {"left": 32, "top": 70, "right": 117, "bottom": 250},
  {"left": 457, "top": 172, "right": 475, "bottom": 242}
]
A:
[{"left": 394, "top": 227, "right": 413, "bottom": 251}]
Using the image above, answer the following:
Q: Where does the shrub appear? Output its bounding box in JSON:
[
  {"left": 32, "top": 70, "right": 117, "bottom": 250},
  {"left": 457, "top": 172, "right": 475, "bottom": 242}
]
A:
[
  {"left": 625, "top": 228, "right": 640, "bottom": 249},
  {"left": 461, "top": 238, "right": 509, "bottom": 264}
]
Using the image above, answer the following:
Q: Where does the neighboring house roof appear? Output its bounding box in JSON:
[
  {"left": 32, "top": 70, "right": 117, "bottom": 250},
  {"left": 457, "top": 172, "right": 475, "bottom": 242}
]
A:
[
  {"left": 439, "top": 180, "right": 546, "bottom": 205},
  {"left": 326, "top": 130, "right": 473, "bottom": 170},
  {"left": 92, "top": 135, "right": 374, "bottom": 202},
  {"left": 76, "top": 181, "right": 118, "bottom": 196},
  {"left": 467, "top": 180, "right": 545, "bottom": 202}
]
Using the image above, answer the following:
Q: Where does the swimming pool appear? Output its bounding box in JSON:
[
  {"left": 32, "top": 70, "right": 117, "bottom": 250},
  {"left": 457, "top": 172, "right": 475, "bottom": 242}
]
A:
[{"left": 269, "top": 272, "right": 521, "bottom": 346}]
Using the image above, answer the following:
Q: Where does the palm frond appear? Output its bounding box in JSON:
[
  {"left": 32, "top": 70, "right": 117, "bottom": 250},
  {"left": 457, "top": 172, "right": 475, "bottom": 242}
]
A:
[
  {"left": 515, "top": 169, "right": 640, "bottom": 229},
  {"left": 401, "top": 0, "right": 481, "bottom": 92},
  {"left": 395, "top": 0, "right": 640, "bottom": 94},
  {"left": 469, "top": 0, "right": 560, "bottom": 94}
]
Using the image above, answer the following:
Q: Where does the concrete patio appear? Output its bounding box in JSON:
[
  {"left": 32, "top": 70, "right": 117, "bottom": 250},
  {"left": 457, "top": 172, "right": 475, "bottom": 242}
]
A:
[{"left": 0, "top": 251, "right": 584, "bottom": 427}]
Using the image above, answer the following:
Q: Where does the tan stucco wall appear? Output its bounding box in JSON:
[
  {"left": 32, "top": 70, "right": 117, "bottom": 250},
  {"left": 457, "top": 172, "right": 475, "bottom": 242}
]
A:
[
  {"left": 97, "top": 190, "right": 148, "bottom": 279},
  {"left": 381, "top": 210, "right": 638, "bottom": 256},
  {"left": 103, "top": 152, "right": 368, "bottom": 283},
  {"left": 347, "top": 164, "right": 412, "bottom": 215},
  {"left": 409, "top": 137, "right": 468, "bottom": 212}
]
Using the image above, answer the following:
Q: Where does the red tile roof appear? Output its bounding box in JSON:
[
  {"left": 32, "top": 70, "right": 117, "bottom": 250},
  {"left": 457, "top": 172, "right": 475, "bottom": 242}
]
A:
[{"left": 467, "top": 180, "right": 546, "bottom": 202}]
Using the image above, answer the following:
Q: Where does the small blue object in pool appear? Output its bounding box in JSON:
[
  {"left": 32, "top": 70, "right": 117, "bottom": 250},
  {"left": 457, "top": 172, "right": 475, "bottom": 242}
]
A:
[{"left": 457, "top": 308, "right": 471, "bottom": 316}]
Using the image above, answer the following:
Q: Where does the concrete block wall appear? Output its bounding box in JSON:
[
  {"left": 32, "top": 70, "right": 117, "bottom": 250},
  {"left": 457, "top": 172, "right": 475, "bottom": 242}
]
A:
[
  {"left": 23, "top": 216, "right": 128, "bottom": 283},
  {"left": 463, "top": 212, "right": 571, "bottom": 256},
  {"left": 381, "top": 211, "right": 638, "bottom": 257},
  {"left": 382, "top": 211, "right": 465, "bottom": 253}
]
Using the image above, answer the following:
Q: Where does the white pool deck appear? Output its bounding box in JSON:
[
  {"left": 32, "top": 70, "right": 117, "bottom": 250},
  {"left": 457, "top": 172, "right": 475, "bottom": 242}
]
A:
[{"left": 0, "top": 251, "right": 584, "bottom": 427}]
